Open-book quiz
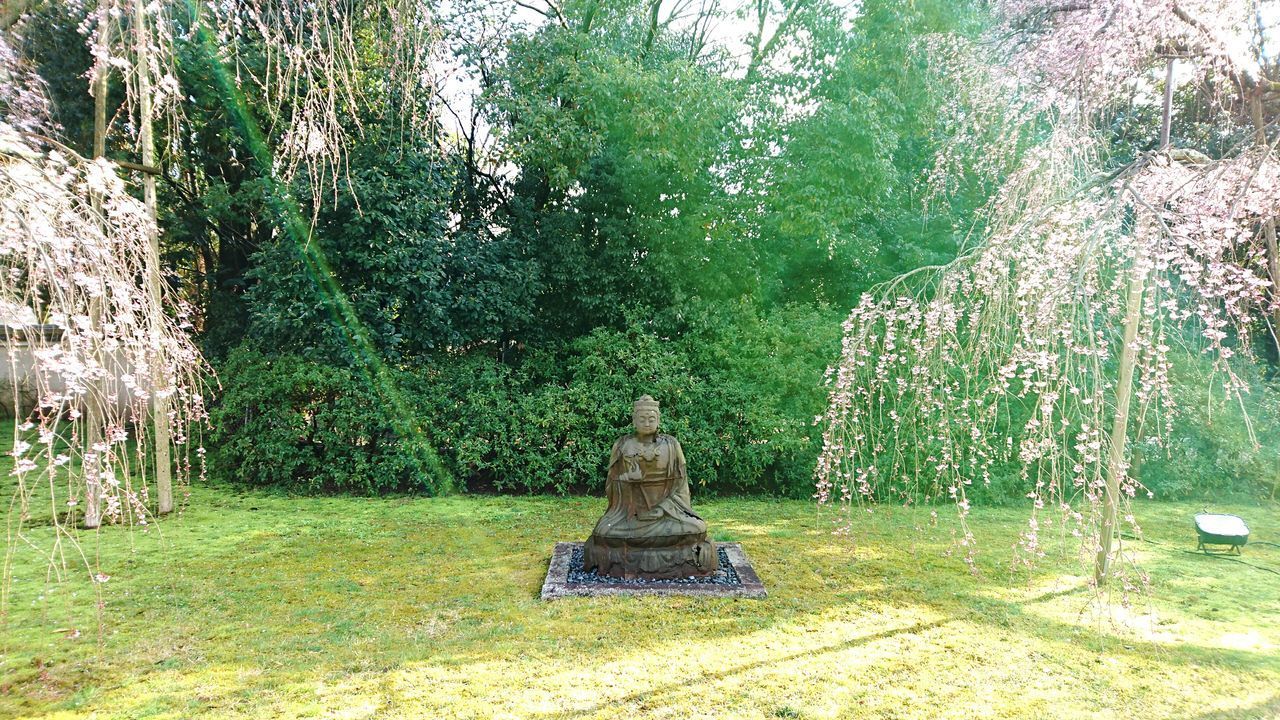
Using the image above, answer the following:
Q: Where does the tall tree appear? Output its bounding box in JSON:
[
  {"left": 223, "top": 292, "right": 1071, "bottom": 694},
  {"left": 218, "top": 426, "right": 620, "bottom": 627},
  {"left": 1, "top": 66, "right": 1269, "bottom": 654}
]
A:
[{"left": 481, "top": 2, "right": 745, "bottom": 337}]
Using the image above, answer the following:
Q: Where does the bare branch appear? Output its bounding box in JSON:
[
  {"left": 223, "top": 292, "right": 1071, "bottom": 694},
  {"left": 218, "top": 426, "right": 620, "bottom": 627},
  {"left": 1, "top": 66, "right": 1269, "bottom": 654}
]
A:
[{"left": 512, "top": 0, "right": 569, "bottom": 30}]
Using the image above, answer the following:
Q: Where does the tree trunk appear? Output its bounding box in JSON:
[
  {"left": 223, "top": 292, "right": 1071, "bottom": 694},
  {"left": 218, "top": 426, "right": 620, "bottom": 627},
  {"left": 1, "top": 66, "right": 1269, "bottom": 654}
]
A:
[
  {"left": 134, "top": 0, "right": 173, "bottom": 514},
  {"left": 1095, "top": 242, "right": 1146, "bottom": 584},
  {"left": 1096, "top": 57, "right": 1172, "bottom": 584},
  {"left": 1160, "top": 59, "right": 1174, "bottom": 149},
  {"left": 1267, "top": 220, "right": 1280, "bottom": 357}
]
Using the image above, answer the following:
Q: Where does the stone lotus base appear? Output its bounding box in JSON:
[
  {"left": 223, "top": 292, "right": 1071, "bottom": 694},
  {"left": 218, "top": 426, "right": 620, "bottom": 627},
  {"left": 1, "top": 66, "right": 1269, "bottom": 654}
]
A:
[{"left": 540, "top": 541, "right": 767, "bottom": 600}]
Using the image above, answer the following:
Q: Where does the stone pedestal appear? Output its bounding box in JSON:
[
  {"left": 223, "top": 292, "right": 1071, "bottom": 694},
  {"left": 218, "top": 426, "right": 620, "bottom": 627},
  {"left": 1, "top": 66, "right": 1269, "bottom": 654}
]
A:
[
  {"left": 541, "top": 542, "right": 767, "bottom": 600},
  {"left": 583, "top": 532, "right": 716, "bottom": 579}
]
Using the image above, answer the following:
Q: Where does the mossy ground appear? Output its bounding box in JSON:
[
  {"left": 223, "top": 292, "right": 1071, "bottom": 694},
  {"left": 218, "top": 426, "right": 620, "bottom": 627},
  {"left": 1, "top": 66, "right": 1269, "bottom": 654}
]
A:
[{"left": 1, "top": 485, "right": 1277, "bottom": 720}]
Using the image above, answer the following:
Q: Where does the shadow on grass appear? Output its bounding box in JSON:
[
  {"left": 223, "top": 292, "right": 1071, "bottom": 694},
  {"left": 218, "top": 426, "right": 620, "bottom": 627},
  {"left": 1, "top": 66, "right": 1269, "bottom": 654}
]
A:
[
  {"left": 539, "top": 618, "right": 950, "bottom": 720},
  {"left": 246, "top": 498, "right": 1280, "bottom": 679},
  {"left": 1177, "top": 694, "right": 1280, "bottom": 720}
]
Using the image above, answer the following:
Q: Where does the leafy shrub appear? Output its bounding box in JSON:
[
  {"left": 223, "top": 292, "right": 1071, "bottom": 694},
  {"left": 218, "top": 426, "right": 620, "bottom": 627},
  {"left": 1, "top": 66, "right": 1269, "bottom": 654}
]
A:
[
  {"left": 1139, "top": 352, "right": 1280, "bottom": 501},
  {"left": 209, "top": 349, "right": 450, "bottom": 494},
  {"left": 244, "top": 141, "right": 537, "bottom": 363},
  {"left": 210, "top": 303, "right": 842, "bottom": 497},
  {"left": 409, "top": 331, "right": 706, "bottom": 495},
  {"left": 408, "top": 304, "right": 841, "bottom": 497}
]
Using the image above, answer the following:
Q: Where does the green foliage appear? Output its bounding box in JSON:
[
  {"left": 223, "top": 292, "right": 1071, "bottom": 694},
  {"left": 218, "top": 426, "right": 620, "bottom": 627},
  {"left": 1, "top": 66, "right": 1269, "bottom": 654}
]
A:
[
  {"left": 18, "top": 3, "right": 106, "bottom": 156},
  {"left": 475, "top": 0, "right": 994, "bottom": 346},
  {"left": 244, "top": 139, "right": 537, "bottom": 362},
  {"left": 740, "top": 0, "right": 990, "bottom": 305},
  {"left": 401, "top": 304, "right": 841, "bottom": 497},
  {"left": 1140, "top": 353, "right": 1280, "bottom": 501},
  {"left": 486, "top": 13, "right": 756, "bottom": 338},
  {"left": 160, "top": 34, "right": 281, "bottom": 360},
  {"left": 208, "top": 349, "right": 447, "bottom": 494},
  {"left": 11, "top": 0, "right": 1013, "bottom": 501},
  {"left": 200, "top": 0, "right": 1006, "bottom": 499}
]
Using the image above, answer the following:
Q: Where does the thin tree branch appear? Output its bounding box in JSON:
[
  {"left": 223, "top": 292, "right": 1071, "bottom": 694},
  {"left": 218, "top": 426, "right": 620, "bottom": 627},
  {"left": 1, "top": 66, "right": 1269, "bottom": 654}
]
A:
[
  {"left": 513, "top": 0, "right": 569, "bottom": 30},
  {"left": 745, "top": 0, "right": 809, "bottom": 82}
]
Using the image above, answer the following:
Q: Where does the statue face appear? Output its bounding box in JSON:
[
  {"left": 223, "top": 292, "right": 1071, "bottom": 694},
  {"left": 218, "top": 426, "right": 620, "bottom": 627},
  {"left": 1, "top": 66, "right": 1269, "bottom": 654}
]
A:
[{"left": 632, "top": 408, "right": 660, "bottom": 436}]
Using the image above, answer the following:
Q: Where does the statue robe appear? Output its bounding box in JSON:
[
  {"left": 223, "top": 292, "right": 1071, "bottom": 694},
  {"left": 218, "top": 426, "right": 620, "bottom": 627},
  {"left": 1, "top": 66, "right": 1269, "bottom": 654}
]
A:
[{"left": 583, "top": 433, "right": 715, "bottom": 577}]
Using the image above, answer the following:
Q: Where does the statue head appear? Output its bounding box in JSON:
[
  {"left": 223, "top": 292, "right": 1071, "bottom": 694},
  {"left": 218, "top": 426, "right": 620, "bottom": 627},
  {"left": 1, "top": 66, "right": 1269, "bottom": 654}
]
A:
[{"left": 632, "top": 395, "right": 660, "bottom": 436}]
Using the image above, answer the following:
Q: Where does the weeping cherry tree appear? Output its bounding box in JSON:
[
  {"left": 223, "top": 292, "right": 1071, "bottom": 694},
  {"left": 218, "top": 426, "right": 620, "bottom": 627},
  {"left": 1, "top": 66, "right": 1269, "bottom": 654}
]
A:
[
  {"left": 816, "top": 0, "right": 1279, "bottom": 590},
  {"left": 0, "top": 36, "right": 208, "bottom": 594}
]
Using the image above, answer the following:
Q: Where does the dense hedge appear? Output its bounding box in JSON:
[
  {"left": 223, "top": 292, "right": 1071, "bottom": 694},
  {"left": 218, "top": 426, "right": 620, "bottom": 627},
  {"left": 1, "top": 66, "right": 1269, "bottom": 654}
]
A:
[
  {"left": 208, "top": 350, "right": 451, "bottom": 495},
  {"left": 209, "top": 304, "right": 844, "bottom": 497}
]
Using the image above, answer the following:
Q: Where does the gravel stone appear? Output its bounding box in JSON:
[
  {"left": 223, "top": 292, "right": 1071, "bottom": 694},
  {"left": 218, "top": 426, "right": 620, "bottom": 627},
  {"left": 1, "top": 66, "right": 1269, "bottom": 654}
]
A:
[{"left": 566, "top": 545, "right": 742, "bottom": 586}]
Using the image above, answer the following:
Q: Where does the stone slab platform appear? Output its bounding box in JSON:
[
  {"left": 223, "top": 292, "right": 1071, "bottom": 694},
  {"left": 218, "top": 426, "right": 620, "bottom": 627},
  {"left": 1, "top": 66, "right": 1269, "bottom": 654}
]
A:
[{"left": 540, "top": 541, "right": 767, "bottom": 600}]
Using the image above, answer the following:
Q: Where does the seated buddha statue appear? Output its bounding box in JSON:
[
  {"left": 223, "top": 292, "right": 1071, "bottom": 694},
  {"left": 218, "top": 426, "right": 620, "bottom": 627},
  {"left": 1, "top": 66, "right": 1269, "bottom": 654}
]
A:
[{"left": 582, "top": 395, "right": 717, "bottom": 579}]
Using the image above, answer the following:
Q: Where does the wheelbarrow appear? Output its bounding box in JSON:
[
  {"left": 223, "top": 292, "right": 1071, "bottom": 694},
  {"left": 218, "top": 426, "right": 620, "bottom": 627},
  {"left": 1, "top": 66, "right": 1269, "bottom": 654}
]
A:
[{"left": 1193, "top": 513, "right": 1249, "bottom": 555}]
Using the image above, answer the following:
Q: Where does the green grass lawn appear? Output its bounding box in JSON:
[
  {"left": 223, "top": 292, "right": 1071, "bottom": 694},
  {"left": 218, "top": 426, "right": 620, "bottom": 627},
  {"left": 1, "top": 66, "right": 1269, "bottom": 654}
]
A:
[{"left": 1, "top": 486, "right": 1277, "bottom": 720}]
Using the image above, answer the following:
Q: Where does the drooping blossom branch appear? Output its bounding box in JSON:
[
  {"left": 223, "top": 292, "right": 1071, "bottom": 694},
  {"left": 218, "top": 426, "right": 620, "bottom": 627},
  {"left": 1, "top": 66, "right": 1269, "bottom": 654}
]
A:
[
  {"left": 0, "top": 45, "right": 208, "bottom": 588},
  {"left": 72, "top": 0, "right": 441, "bottom": 214},
  {"left": 817, "top": 0, "right": 1277, "bottom": 591},
  {"left": 201, "top": 0, "right": 442, "bottom": 211},
  {"left": 78, "top": 0, "right": 186, "bottom": 163},
  {"left": 0, "top": 31, "right": 48, "bottom": 134}
]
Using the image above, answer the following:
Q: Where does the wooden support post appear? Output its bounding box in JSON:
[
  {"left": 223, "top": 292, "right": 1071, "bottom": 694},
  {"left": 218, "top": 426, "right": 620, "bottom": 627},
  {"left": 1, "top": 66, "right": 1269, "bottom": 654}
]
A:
[
  {"left": 133, "top": 0, "right": 173, "bottom": 514},
  {"left": 1095, "top": 245, "right": 1145, "bottom": 584},
  {"left": 84, "top": 3, "right": 111, "bottom": 530}
]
